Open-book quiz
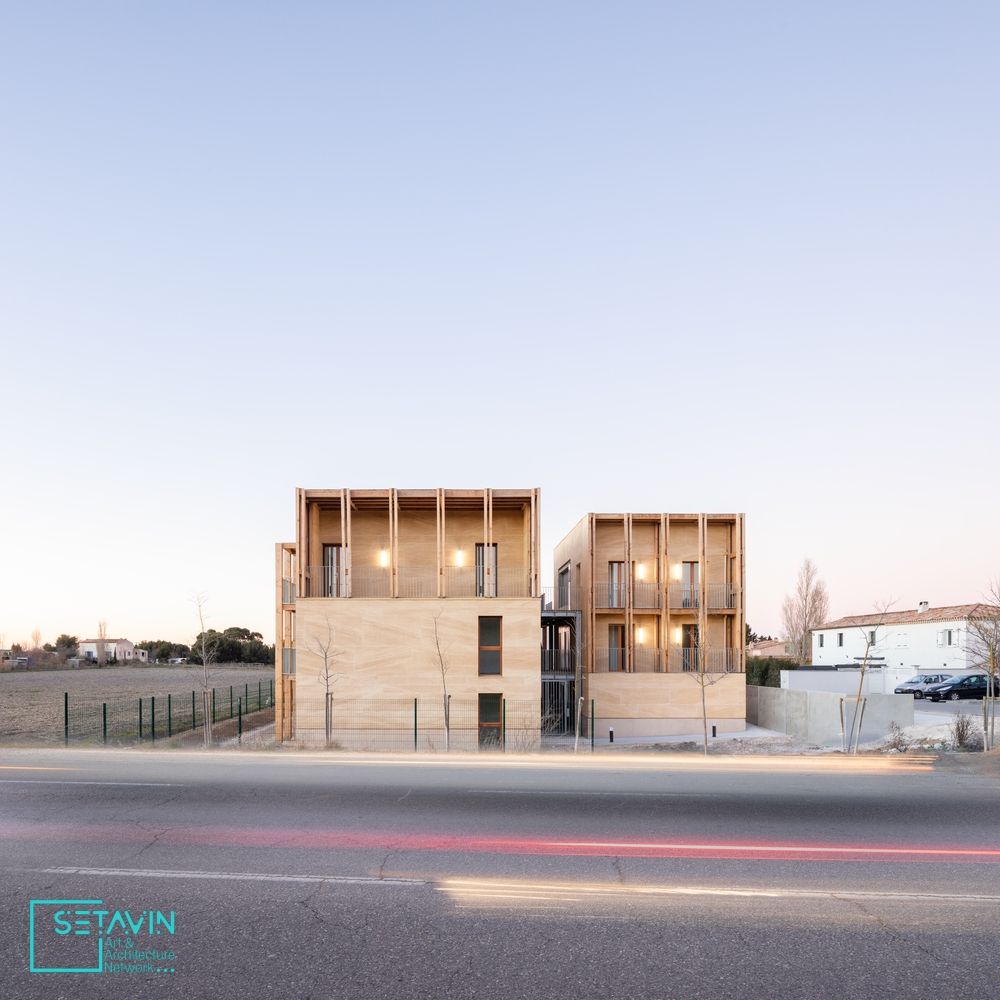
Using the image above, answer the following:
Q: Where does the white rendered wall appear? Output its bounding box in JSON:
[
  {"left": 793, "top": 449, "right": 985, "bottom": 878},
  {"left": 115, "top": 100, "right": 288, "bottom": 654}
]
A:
[{"left": 811, "top": 618, "right": 974, "bottom": 674}]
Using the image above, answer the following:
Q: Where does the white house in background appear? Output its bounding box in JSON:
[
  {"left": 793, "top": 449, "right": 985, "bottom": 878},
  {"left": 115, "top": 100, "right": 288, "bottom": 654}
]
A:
[
  {"left": 811, "top": 603, "right": 986, "bottom": 673},
  {"left": 77, "top": 638, "right": 148, "bottom": 664},
  {"left": 747, "top": 639, "right": 798, "bottom": 659}
]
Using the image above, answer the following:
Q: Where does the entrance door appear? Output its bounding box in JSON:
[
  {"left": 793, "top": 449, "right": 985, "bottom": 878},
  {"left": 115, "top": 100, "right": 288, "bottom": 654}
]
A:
[
  {"left": 478, "top": 693, "right": 502, "bottom": 748},
  {"left": 682, "top": 562, "right": 699, "bottom": 608},
  {"left": 476, "top": 543, "right": 498, "bottom": 598},
  {"left": 322, "top": 544, "right": 342, "bottom": 597},
  {"left": 608, "top": 562, "right": 625, "bottom": 608}
]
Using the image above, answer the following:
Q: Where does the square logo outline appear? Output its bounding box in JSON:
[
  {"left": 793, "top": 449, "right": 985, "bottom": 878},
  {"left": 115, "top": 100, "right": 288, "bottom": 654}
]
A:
[{"left": 29, "top": 899, "right": 104, "bottom": 973}]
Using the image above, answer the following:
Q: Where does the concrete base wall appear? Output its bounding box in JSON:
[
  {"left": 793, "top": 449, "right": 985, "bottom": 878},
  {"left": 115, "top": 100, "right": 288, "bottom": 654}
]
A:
[{"left": 748, "top": 685, "right": 913, "bottom": 746}]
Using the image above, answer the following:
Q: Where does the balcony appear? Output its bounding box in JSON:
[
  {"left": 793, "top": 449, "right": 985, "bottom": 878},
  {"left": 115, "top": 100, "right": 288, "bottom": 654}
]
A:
[
  {"left": 541, "top": 585, "right": 582, "bottom": 611},
  {"left": 594, "top": 583, "right": 627, "bottom": 609},
  {"left": 668, "top": 584, "right": 699, "bottom": 609},
  {"left": 590, "top": 647, "right": 742, "bottom": 673},
  {"left": 281, "top": 579, "right": 296, "bottom": 604},
  {"left": 633, "top": 581, "right": 660, "bottom": 609},
  {"left": 707, "top": 583, "right": 736, "bottom": 610},
  {"left": 303, "top": 564, "right": 531, "bottom": 598},
  {"left": 445, "top": 565, "right": 531, "bottom": 598},
  {"left": 541, "top": 649, "right": 577, "bottom": 673},
  {"left": 667, "top": 646, "right": 740, "bottom": 672}
]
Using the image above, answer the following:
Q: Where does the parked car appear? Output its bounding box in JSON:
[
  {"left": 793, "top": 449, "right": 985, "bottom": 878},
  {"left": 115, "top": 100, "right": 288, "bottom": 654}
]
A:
[
  {"left": 894, "top": 673, "right": 954, "bottom": 699},
  {"left": 926, "top": 674, "right": 995, "bottom": 702}
]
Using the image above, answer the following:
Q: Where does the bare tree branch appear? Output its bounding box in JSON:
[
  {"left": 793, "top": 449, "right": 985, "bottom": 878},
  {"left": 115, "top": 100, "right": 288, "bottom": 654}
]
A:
[
  {"left": 781, "top": 559, "right": 830, "bottom": 662},
  {"left": 432, "top": 612, "right": 451, "bottom": 750}
]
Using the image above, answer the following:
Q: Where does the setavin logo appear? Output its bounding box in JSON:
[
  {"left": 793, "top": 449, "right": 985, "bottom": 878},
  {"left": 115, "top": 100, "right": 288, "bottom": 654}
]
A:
[{"left": 29, "top": 899, "right": 177, "bottom": 974}]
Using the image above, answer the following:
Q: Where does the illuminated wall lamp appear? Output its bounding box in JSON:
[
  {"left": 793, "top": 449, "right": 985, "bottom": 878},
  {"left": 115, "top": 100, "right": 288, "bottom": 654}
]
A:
[
  {"left": 455, "top": 549, "right": 464, "bottom": 567},
  {"left": 673, "top": 627, "right": 682, "bottom": 644},
  {"left": 380, "top": 550, "right": 389, "bottom": 567},
  {"left": 636, "top": 628, "right": 644, "bottom": 644},
  {"left": 636, "top": 564, "right": 645, "bottom": 580},
  {"left": 672, "top": 564, "right": 682, "bottom": 581}
]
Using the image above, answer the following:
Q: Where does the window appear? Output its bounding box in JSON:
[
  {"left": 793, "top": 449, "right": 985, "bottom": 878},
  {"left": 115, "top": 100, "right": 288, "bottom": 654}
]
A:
[
  {"left": 282, "top": 648, "right": 296, "bottom": 674},
  {"left": 476, "top": 543, "right": 497, "bottom": 598},
  {"left": 681, "top": 623, "right": 699, "bottom": 671},
  {"left": 945, "top": 630, "right": 954, "bottom": 646},
  {"left": 322, "top": 544, "right": 342, "bottom": 597},
  {"left": 608, "top": 562, "right": 625, "bottom": 608},
  {"left": 837, "top": 633, "right": 844, "bottom": 647},
  {"left": 818, "top": 634, "right": 825, "bottom": 648},
  {"left": 479, "top": 617, "right": 502, "bottom": 675},
  {"left": 682, "top": 562, "right": 699, "bottom": 608},
  {"left": 869, "top": 630, "right": 876, "bottom": 644},
  {"left": 608, "top": 625, "right": 625, "bottom": 672},
  {"left": 557, "top": 562, "right": 571, "bottom": 609},
  {"left": 478, "top": 693, "right": 502, "bottom": 748}
]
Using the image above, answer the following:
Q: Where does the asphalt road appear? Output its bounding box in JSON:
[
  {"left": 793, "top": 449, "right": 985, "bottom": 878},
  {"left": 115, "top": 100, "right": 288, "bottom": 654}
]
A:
[{"left": 3, "top": 747, "right": 1000, "bottom": 999}]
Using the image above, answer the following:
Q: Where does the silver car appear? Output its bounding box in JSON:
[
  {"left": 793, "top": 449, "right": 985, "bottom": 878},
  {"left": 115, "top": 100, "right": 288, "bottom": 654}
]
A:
[{"left": 894, "top": 673, "right": 954, "bottom": 699}]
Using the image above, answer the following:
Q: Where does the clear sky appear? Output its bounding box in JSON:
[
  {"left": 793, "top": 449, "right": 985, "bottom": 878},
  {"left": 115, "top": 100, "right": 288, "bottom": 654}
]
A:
[{"left": 2, "top": 2, "right": 998, "bottom": 647}]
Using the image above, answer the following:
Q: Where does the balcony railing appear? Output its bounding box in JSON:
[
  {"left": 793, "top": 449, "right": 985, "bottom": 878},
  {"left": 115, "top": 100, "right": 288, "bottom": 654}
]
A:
[
  {"left": 594, "top": 583, "right": 627, "bottom": 609},
  {"left": 707, "top": 583, "right": 737, "bottom": 609},
  {"left": 667, "top": 646, "right": 740, "bottom": 672},
  {"left": 397, "top": 566, "right": 437, "bottom": 598},
  {"left": 632, "top": 581, "right": 660, "bottom": 609},
  {"left": 445, "top": 565, "right": 531, "bottom": 598},
  {"left": 590, "top": 647, "right": 743, "bottom": 673},
  {"left": 281, "top": 579, "right": 296, "bottom": 604},
  {"left": 668, "top": 584, "right": 699, "bottom": 609},
  {"left": 541, "top": 586, "right": 582, "bottom": 611},
  {"left": 304, "top": 565, "right": 346, "bottom": 598},
  {"left": 541, "top": 649, "right": 577, "bottom": 673}
]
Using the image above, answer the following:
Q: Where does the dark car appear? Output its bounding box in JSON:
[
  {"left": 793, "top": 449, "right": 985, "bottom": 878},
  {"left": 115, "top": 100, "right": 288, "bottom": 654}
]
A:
[
  {"left": 926, "top": 674, "right": 995, "bottom": 702},
  {"left": 894, "top": 673, "right": 954, "bottom": 699}
]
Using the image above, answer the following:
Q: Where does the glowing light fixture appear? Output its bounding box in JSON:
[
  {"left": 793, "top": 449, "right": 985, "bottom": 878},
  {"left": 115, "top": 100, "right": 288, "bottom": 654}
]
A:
[
  {"left": 636, "top": 564, "right": 645, "bottom": 580},
  {"left": 636, "top": 628, "right": 645, "bottom": 644},
  {"left": 380, "top": 549, "right": 389, "bottom": 567},
  {"left": 673, "top": 627, "right": 682, "bottom": 644},
  {"left": 456, "top": 549, "right": 464, "bottom": 567},
  {"left": 672, "top": 563, "right": 682, "bottom": 581}
]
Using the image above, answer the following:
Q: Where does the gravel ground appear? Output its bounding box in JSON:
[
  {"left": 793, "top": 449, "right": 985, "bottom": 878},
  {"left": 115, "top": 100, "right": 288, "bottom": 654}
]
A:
[
  {"left": 0, "top": 664, "right": 274, "bottom": 744},
  {"left": 599, "top": 735, "right": 830, "bottom": 755}
]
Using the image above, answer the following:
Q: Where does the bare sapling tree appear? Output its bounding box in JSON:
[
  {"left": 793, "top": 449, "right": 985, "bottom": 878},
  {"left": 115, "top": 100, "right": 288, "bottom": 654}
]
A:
[
  {"left": 688, "top": 635, "right": 727, "bottom": 756},
  {"left": 432, "top": 612, "right": 452, "bottom": 750},
  {"left": 96, "top": 620, "right": 109, "bottom": 666},
  {"left": 307, "top": 616, "right": 341, "bottom": 745},
  {"left": 781, "top": 559, "right": 831, "bottom": 663},
  {"left": 30, "top": 630, "right": 42, "bottom": 653},
  {"left": 845, "top": 599, "right": 896, "bottom": 754},
  {"left": 967, "top": 581, "right": 1000, "bottom": 750},
  {"left": 187, "top": 594, "right": 217, "bottom": 746}
]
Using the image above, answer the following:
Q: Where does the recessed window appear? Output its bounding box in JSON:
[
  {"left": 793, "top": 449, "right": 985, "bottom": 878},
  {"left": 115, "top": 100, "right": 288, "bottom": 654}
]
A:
[
  {"left": 479, "top": 617, "right": 502, "bottom": 675},
  {"left": 837, "top": 633, "right": 844, "bottom": 647},
  {"left": 869, "top": 630, "right": 876, "bottom": 644},
  {"left": 818, "top": 634, "right": 825, "bottom": 648}
]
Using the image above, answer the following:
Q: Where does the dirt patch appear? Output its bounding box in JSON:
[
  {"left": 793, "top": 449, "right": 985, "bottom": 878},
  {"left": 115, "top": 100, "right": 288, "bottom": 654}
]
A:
[{"left": 598, "top": 735, "right": 829, "bottom": 755}]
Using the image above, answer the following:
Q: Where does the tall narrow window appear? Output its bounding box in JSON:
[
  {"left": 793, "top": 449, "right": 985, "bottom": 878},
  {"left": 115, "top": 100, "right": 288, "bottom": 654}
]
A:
[
  {"left": 818, "top": 634, "right": 825, "bottom": 648},
  {"left": 682, "top": 562, "right": 699, "bottom": 608},
  {"left": 681, "top": 624, "right": 699, "bottom": 672},
  {"left": 557, "top": 563, "right": 571, "bottom": 609},
  {"left": 322, "top": 544, "right": 342, "bottom": 598},
  {"left": 478, "top": 693, "right": 502, "bottom": 749},
  {"left": 837, "top": 633, "right": 844, "bottom": 647},
  {"left": 479, "top": 617, "right": 502, "bottom": 675},
  {"left": 608, "top": 624, "right": 625, "bottom": 672},
  {"left": 608, "top": 562, "right": 625, "bottom": 608},
  {"left": 476, "top": 543, "right": 497, "bottom": 598}
]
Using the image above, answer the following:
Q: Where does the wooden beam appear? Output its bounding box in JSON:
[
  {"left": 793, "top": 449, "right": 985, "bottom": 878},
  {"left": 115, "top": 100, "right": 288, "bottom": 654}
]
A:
[{"left": 344, "top": 488, "right": 352, "bottom": 598}]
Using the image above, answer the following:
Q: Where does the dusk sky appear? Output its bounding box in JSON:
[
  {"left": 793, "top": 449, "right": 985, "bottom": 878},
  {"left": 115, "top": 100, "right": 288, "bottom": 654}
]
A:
[{"left": 2, "top": 2, "right": 998, "bottom": 646}]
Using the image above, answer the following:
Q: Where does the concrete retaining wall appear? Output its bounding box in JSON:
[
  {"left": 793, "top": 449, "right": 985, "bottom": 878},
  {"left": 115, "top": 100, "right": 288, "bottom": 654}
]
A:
[{"left": 747, "top": 685, "right": 913, "bottom": 747}]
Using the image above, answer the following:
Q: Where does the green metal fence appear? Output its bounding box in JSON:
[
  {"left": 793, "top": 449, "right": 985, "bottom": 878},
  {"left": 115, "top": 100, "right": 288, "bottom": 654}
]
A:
[
  {"left": 64, "top": 679, "right": 276, "bottom": 745},
  {"left": 293, "top": 696, "right": 541, "bottom": 751}
]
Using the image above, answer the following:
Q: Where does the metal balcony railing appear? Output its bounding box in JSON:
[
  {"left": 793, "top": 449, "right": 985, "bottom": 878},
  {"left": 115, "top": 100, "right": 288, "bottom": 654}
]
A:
[
  {"left": 668, "top": 584, "right": 700, "bottom": 609},
  {"left": 707, "top": 583, "right": 737, "bottom": 609},
  {"left": 541, "top": 649, "right": 577, "bottom": 673},
  {"left": 397, "top": 566, "right": 438, "bottom": 598},
  {"left": 632, "top": 581, "right": 660, "bottom": 609},
  {"left": 445, "top": 565, "right": 531, "bottom": 598},
  {"left": 594, "top": 583, "right": 627, "bottom": 609},
  {"left": 593, "top": 647, "right": 628, "bottom": 672},
  {"left": 540, "top": 586, "right": 582, "bottom": 611},
  {"left": 304, "top": 565, "right": 346, "bottom": 598},
  {"left": 667, "top": 646, "right": 741, "bottom": 672}
]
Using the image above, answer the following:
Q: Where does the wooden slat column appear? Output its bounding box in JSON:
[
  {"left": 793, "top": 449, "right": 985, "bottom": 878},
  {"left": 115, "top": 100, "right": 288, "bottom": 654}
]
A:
[
  {"left": 698, "top": 514, "right": 708, "bottom": 671},
  {"left": 344, "top": 489, "right": 352, "bottom": 598}
]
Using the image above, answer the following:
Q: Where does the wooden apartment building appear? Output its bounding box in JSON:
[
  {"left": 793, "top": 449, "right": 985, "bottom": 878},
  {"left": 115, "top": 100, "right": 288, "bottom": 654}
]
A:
[
  {"left": 276, "top": 488, "right": 542, "bottom": 745},
  {"left": 551, "top": 513, "right": 746, "bottom": 738}
]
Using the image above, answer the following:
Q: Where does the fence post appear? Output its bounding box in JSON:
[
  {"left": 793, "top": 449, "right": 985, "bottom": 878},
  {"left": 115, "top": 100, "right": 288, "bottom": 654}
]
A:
[
  {"left": 259, "top": 680, "right": 262, "bottom": 711},
  {"left": 591, "top": 699, "right": 595, "bottom": 752},
  {"left": 502, "top": 699, "right": 506, "bottom": 752},
  {"left": 245, "top": 683, "right": 248, "bottom": 712},
  {"left": 168, "top": 694, "right": 172, "bottom": 738},
  {"left": 212, "top": 688, "right": 216, "bottom": 724},
  {"left": 238, "top": 697, "right": 242, "bottom": 744},
  {"left": 103, "top": 703, "right": 107, "bottom": 745},
  {"left": 64, "top": 692, "right": 68, "bottom": 746},
  {"left": 414, "top": 697, "right": 417, "bottom": 752},
  {"left": 230, "top": 685, "right": 233, "bottom": 720},
  {"left": 139, "top": 698, "right": 143, "bottom": 742},
  {"left": 192, "top": 690, "right": 196, "bottom": 731},
  {"left": 151, "top": 696, "right": 155, "bottom": 743}
]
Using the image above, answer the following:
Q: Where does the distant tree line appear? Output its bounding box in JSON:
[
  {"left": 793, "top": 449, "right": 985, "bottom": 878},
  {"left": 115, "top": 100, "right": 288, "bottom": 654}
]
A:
[
  {"left": 185, "top": 627, "right": 274, "bottom": 665},
  {"left": 136, "top": 639, "right": 192, "bottom": 661}
]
